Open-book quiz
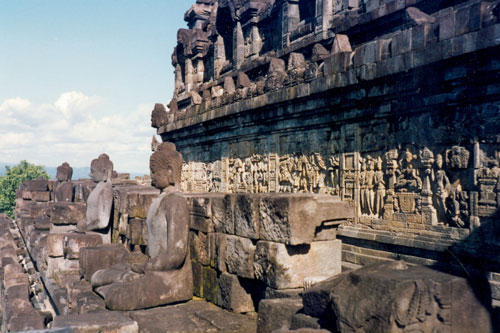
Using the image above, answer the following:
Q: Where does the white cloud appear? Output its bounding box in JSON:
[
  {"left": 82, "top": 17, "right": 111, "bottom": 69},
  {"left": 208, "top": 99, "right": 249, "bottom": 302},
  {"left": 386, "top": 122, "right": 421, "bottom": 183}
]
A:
[{"left": 0, "top": 92, "right": 154, "bottom": 174}]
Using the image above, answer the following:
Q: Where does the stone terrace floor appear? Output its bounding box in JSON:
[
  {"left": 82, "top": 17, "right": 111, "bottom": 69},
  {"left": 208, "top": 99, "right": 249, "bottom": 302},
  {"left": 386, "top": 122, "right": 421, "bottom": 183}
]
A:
[{"left": 50, "top": 299, "right": 257, "bottom": 332}]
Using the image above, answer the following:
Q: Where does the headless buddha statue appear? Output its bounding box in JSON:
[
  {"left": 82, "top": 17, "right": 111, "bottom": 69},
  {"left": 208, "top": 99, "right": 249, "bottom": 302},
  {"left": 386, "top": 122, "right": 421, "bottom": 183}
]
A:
[
  {"left": 77, "top": 154, "right": 114, "bottom": 236},
  {"left": 91, "top": 142, "right": 192, "bottom": 310}
]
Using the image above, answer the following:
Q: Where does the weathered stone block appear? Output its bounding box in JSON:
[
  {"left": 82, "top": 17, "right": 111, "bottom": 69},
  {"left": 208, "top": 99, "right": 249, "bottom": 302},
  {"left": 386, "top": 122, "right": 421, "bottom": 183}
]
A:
[
  {"left": 331, "top": 34, "right": 352, "bottom": 54},
  {"left": 254, "top": 240, "right": 341, "bottom": 289},
  {"left": 190, "top": 230, "right": 210, "bottom": 265},
  {"left": 79, "top": 244, "right": 129, "bottom": 281},
  {"left": 31, "top": 191, "right": 51, "bottom": 202},
  {"left": 76, "top": 291, "right": 107, "bottom": 314},
  {"left": 34, "top": 215, "right": 51, "bottom": 230},
  {"left": 440, "top": 11, "right": 456, "bottom": 41},
  {"left": 5, "top": 283, "right": 29, "bottom": 301},
  {"left": 302, "top": 261, "right": 493, "bottom": 333},
  {"left": 188, "top": 195, "right": 215, "bottom": 233},
  {"left": 211, "top": 194, "right": 235, "bottom": 234},
  {"left": 64, "top": 233, "right": 104, "bottom": 259},
  {"left": 216, "top": 234, "right": 255, "bottom": 279},
  {"left": 192, "top": 261, "right": 203, "bottom": 297},
  {"left": 256, "top": 298, "right": 303, "bottom": 333},
  {"left": 203, "top": 265, "right": 218, "bottom": 304},
  {"left": 455, "top": 6, "right": 471, "bottom": 36},
  {"left": 264, "top": 287, "right": 302, "bottom": 299},
  {"left": 259, "top": 194, "right": 353, "bottom": 245},
  {"left": 324, "top": 52, "right": 352, "bottom": 74},
  {"left": 365, "top": 0, "right": 379, "bottom": 12},
  {"left": 128, "top": 218, "right": 146, "bottom": 245},
  {"left": 6, "top": 307, "right": 45, "bottom": 332},
  {"left": 217, "top": 272, "right": 254, "bottom": 313},
  {"left": 22, "top": 190, "right": 33, "bottom": 201},
  {"left": 234, "top": 194, "right": 260, "bottom": 239},
  {"left": 190, "top": 201, "right": 212, "bottom": 231},
  {"left": 25, "top": 178, "right": 49, "bottom": 192},
  {"left": 128, "top": 192, "right": 158, "bottom": 219},
  {"left": 49, "top": 202, "right": 86, "bottom": 225},
  {"left": 118, "top": 213, "right": 128, "bottom": 236},
  {"left": 48, "top": 233, "right": 66, "bottom": 257},
  {"left": 18, "top": 200, "right": 50, "bottom": 218},
  {"left": 47, "top": 257, "right": 80, "bottom": 280},
  {"left": 52, "top": 312, "right": 139, "bottom": 332},
  {"left": 290, "top": 313, "right": 322, "bottom": 330}
]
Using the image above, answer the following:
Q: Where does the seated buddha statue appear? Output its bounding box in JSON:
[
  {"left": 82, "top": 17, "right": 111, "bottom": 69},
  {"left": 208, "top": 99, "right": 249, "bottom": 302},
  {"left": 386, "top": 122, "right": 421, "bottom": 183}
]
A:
[{"left": 91, "top": 142, "right": 192, "bottom": 310}]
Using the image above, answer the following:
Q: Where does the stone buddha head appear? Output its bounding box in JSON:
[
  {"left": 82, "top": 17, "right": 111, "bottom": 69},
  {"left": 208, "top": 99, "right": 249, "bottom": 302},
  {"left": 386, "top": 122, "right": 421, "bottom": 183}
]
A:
[
  {"left": 149, "top": 142, "right": 182, "bottom": 191},
  {"left": 90, "top": 154, "right": 114, "bottom": 182},
  {"left": 56, "top": 162, "right": 73, "bottom": 182}
]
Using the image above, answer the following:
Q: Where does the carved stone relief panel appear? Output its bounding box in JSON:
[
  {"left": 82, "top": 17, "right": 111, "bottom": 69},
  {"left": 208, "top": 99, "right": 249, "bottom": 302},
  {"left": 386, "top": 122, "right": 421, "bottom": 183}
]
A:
[{"left": 179, "top": 143, "right": 500, "bottom": 230}]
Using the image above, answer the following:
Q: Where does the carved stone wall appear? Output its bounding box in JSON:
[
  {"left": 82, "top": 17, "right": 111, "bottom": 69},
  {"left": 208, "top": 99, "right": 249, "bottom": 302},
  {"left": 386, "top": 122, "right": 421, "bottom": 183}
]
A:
[{"left": 158, "top": 0, "right": 500, "bottom": 300}]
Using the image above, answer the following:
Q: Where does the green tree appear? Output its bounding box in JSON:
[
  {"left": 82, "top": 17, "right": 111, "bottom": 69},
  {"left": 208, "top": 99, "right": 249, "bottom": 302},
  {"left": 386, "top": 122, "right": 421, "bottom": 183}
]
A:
[{"left": 0, "top": 161, "right": 49, "bottom": 218}]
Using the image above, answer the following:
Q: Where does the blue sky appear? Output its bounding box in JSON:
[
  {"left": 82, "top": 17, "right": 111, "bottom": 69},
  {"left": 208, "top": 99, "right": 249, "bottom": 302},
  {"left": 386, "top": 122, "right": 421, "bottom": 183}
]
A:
[{"left": 0, "top": 1, "right": 192, "bottom": 174}]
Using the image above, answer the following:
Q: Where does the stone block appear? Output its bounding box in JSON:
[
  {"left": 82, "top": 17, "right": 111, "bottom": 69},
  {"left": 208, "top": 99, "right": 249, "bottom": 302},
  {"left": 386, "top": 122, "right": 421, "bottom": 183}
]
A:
[
  {"left": 324, "top": 52, "right": 352, "bottom": 74},
  {"left": 52, "top": 312, "right": 139, "bottom": 332},
  {"left": 290, "top": 313, "right": 322, "bottom": 330},
  {"left": 25, "top": 178, "right": 49, "bottom": 192},
  {"left": 128, "top": 218, "right": 146, "bottom": 245},
  {"left": 411, "top": 25, "right": 426, "bottom": 50},
  {"left": 302, "top": 261, "right": 493, "bottom": 332},
  {"left": 31, "top": 191, "right": 51, "bottom": 202},
  {"left": 259, "top": 194, "right": 353, "bottom": 245},
  {"left": 128, "top": 192, "right": 158, "bottom": 219},
  {"left": 203, "top": 265, "right": 219, "bottom": 304},
  {"left": 234, "top": 194, "right": 260, "bottom": 239},
  {"left": 5, "top": 283, "right": 29, "bottom": 301},
  {"left": 211, "top": 194, "right": 235, "bottom": 234},
  {"left": 190, "top": 230, "right": 210, "bottom": 265},
  {"left": 79, "top": 244, "right": 129, "bottom": 281},
  {"left": 218, "top": 272, "right": 254, "bottom": 313},
  {"left": 256, "top": 298, "right": 303, "bottom": 333},
  {"left": 22, "top": 190, "right": 33, "bottom": 200},
  {"left": 331, "top": 34, "right": 352, "bottom": 54},
  {"left": 440, "top": 11, "right": 456, "bottom": 41},
  {"left": 192, "top": 261, "right": 203, "bottom": 297},
  {"left": 469, "top": 2, "right": 481, "bottom": 32},
  {"left": 48, "top": 233, "right": 66, "bottom": 257},
  {"left": 47, "top": 257, "right": 80, "bottom": 280},
  {"left": 6, "top": 307, "right": 45, "bottom": 332},
  {"left": 254, "top": 240, "right": 341, "bottom": 289},
  {"left": 118, "top": 213, "right": 128, "bottom": 236},
  {"left": 18, "top": 200, "right": 50, "bottom": 218},
  {"left": 34, "top": 215, "right": 51, "bottom": 230},
  {"left": 76, "top": 291, "right": 107, "bottom": 314},
  {"left": 264, "top": 287, "right": 302, "bottom": 299},
  {"left": 455, "top": 6, "right": 470, "bottom": 36},
  {"left": 189, "top": 195, "right": 214, "bottom": 233},
  {"left": 216, "top": 234, "right": 255, "bottom": 279},
  {"left": 49, "top": 202, "right": 86, "bottom": 225},
  {"left": 366, "top": 0, "right": 379, "bottom": 12},
  {"left": 64, "top": 233, "right": 104, "bottom": 259}
]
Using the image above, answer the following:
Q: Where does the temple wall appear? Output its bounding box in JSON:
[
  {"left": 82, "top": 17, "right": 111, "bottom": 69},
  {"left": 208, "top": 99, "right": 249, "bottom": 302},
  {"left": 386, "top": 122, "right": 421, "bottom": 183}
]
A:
[{"left": 156, "top": 0, "right": 500, "bottom": 301}]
